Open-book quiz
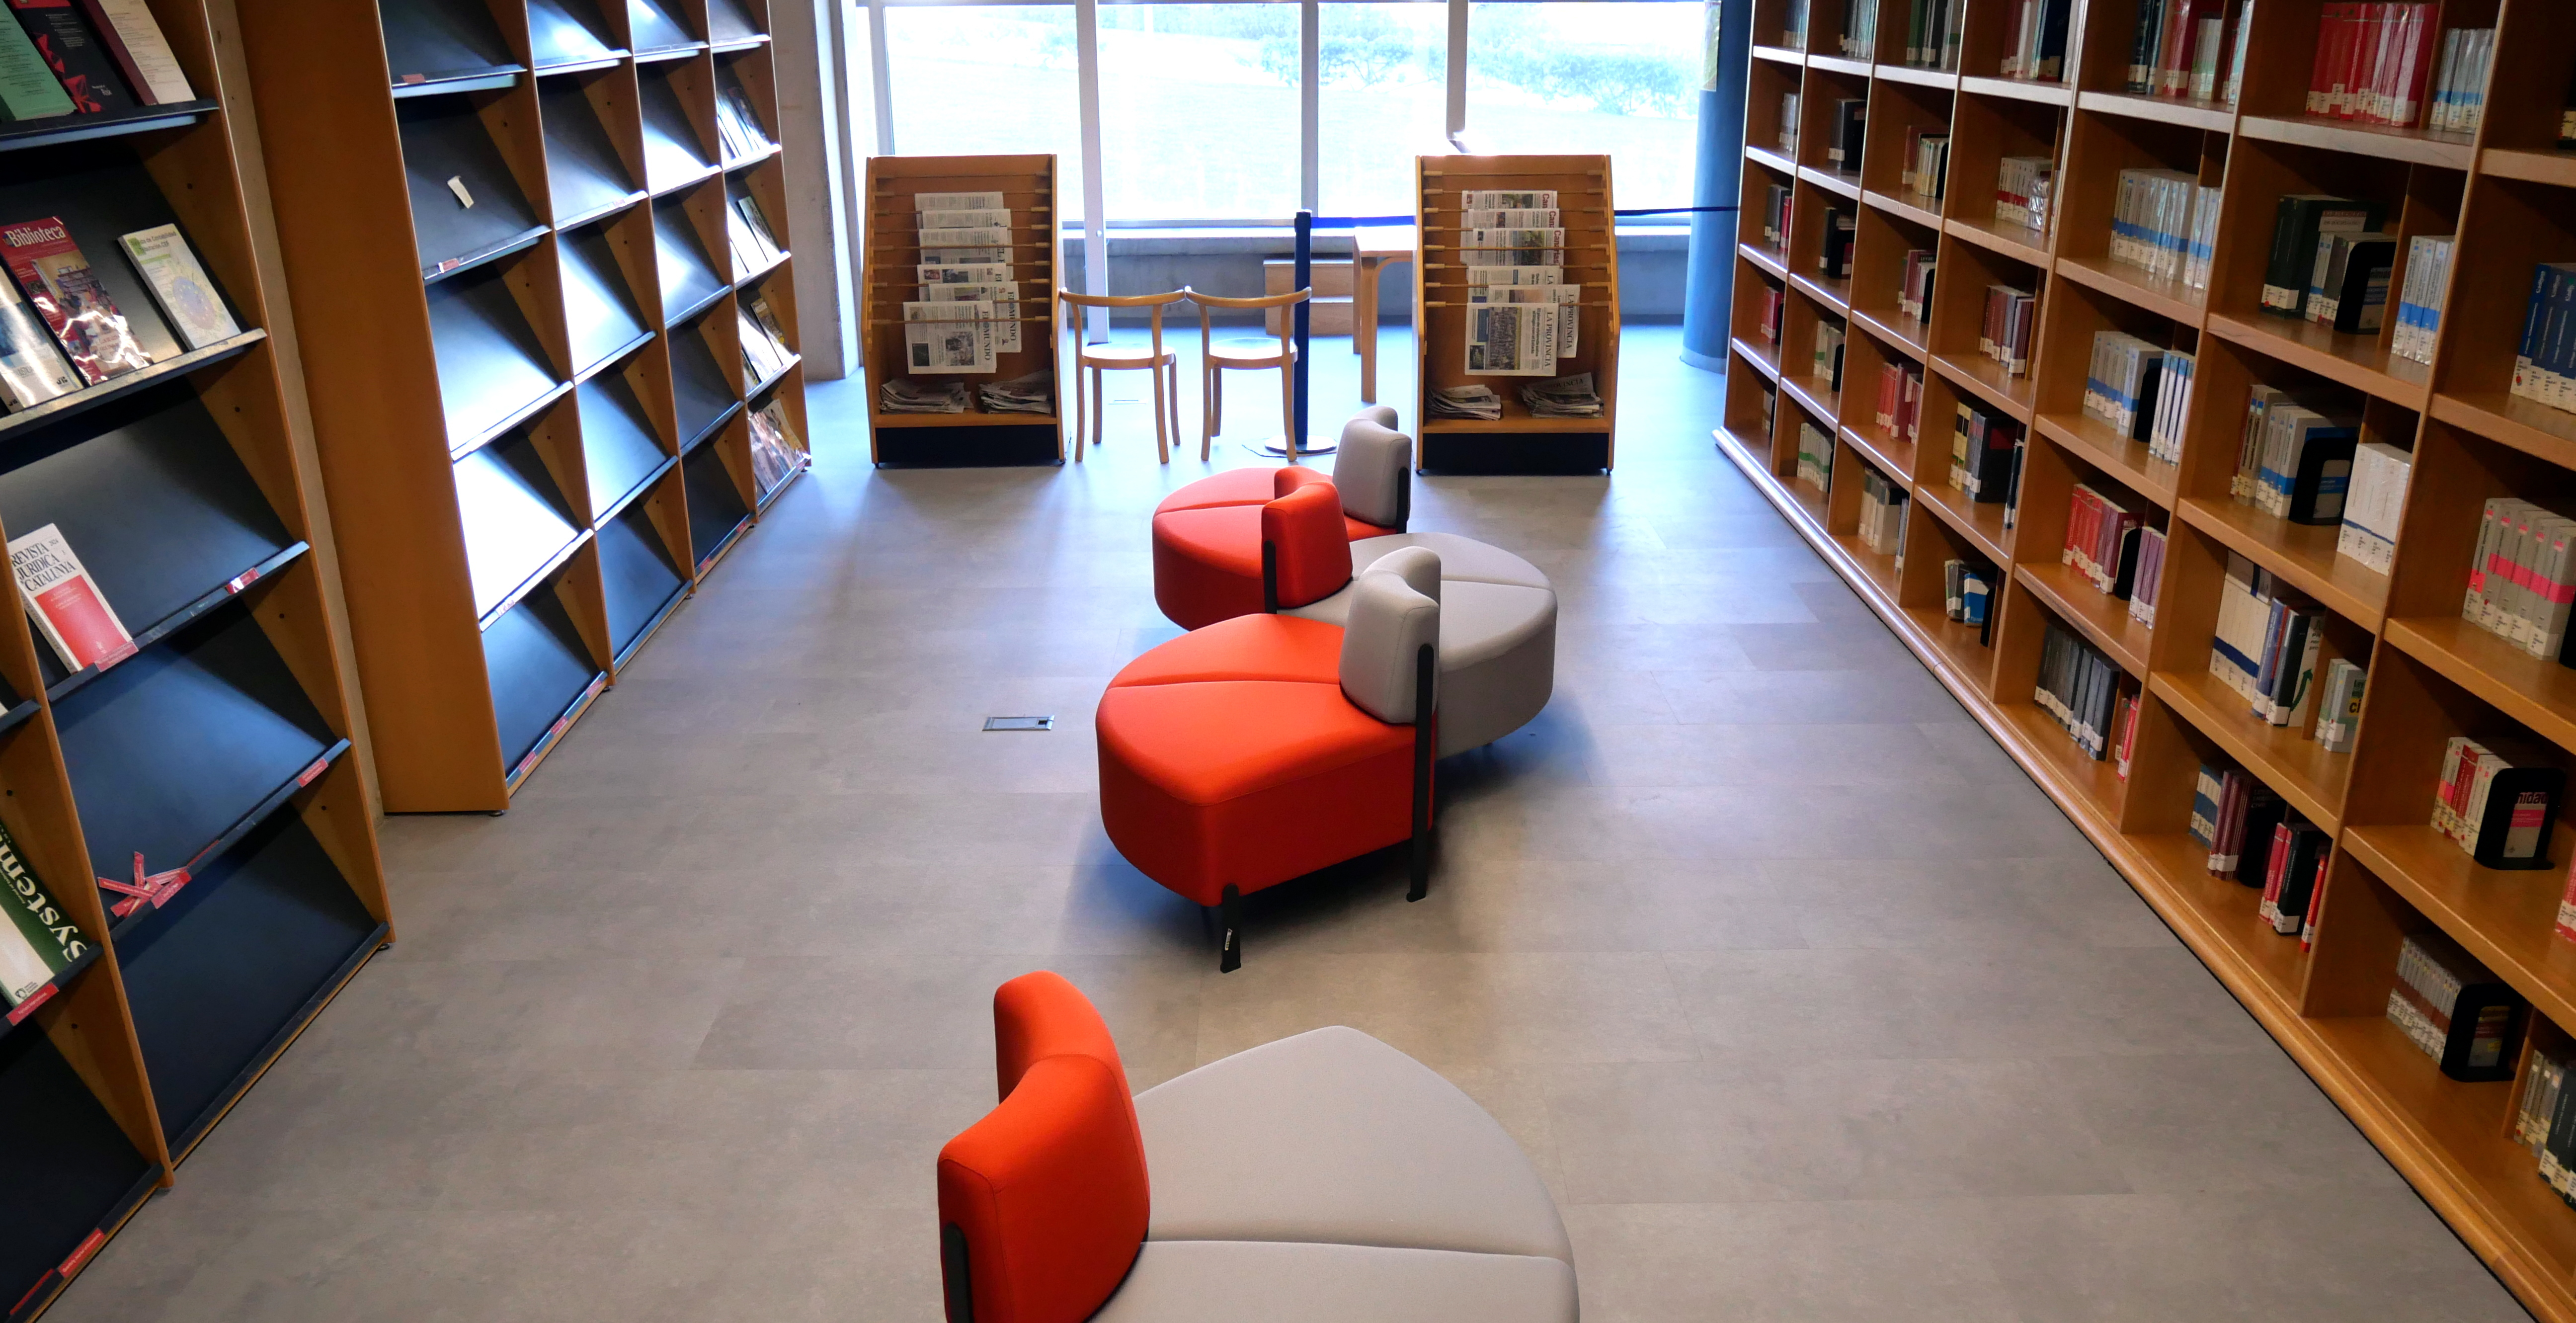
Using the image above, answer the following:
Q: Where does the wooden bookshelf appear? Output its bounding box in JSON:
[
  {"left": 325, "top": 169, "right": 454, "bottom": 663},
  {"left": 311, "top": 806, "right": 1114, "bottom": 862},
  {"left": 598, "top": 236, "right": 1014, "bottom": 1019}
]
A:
[
  {"left": 0, "top": 0, "right": 397, "bottom": 1315},
  {"left": 857, "top": 154, "right": 1064, "bottom": 467},
  {"left": 1413, "top": 154, "right": 1621, "bottom": 473},
  {"left": 1719, "top": 3, "right": 2576, "bottom": 1320},
  {"left": 232, "top": 0, "right": 811, "bottom": 812}
]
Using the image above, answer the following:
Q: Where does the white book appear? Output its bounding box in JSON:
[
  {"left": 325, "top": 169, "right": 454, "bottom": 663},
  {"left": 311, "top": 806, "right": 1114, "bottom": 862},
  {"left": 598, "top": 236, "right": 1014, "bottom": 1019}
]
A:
[
  {"left": 6, "top": 523, "right": 133, "bottom": 672},
  {"left": 94, "top": 0, "right": 194, "bottom": 105},
  {"left": 118, "top": 224, "right": 240, "bottom": 351}
]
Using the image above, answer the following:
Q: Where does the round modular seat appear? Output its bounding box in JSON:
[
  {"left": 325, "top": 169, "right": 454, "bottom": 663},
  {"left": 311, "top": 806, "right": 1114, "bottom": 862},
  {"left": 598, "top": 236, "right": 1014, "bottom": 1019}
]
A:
[
  {"left": 1284, "top": 533, "right": 1556, "bottom": 759},
  {"left": 1150, "top": 408, "right": 1413, "bottom": 630}
]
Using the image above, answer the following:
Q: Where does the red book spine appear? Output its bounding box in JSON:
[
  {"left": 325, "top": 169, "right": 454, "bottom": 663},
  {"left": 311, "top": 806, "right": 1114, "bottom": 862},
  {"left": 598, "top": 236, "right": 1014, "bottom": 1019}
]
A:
[
  {"left": 2393, "top": 4, "right": 2436, "bottom": 128},
  {"left": 2308, "top": 4, "right": 2343, "bottom": 114}
]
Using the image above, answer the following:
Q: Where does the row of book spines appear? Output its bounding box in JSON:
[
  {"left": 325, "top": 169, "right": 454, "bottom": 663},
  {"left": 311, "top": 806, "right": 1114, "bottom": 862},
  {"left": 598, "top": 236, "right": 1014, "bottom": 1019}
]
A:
[
  {"left": 1998, "top": 0, "right": 2070, "bottom": 82},
  {"left": 0, "top": 0, "right": 194, "bottom": 122},
  {"left": 2260, "top": 197, "right": 2384, "bottom": 322},
  {"left": 2207, "top": 554, "right": 2334, "bottom": 734},
  {"left": 1823, "top": 100, "right": 1865, "bottom": 170},
  {"left": 1794, "top": 418, "right": 1837, "bottom": 492},
  {"left": 1943, "top": 559, "right": 1995, "bottom": 628},
  {"left": 1758, "top": 184, "right": 1792, "bottom": 249},
  {"left": 2388, "top": 235, "right": 2451, "bottom": 369},
  {"left": 2127, "top": 0, "right": 2252, "bottom": 103},
  {"left": 2081, "top": 333, "right": 2169, "bottom": 444},
  {"left": 2060, "top": 484, "right": 2151, "bottom": 600},
  {"left": 1813, "top": 320, "right": 1847, "bottom": 390},
  {"left": 1900, "top": 130, "right": 1949, "bottom": 203},
  {"left": 1857, "top": 468, "right": 1909, "bottom": 559},
  {"left": 1995, "top": 157, "right": 2052, "bottom": 234},
  {"left": 1820, "top": 208, "right": 1855, "bottom": 279},
  {"left": 2035, "top": 618, "right": 2126, "bottom": 758},
  {"left": 1756, "top": 287, "right": 1785, "bottom": 347},
  {"left": 2511, "top": 264, "right": 2576, "bottom": 418},
  {"left": 1836, "top": 0, "right": 1881, "bottom": 59},
  {"left": 2305, "top": 5, "right": 2465, "bottom": 130},
  {"left": 2393, "top": 934, "right": 2519, "bottom": 1080},
  {"left": 2333, "top": 442, "right": 2409, "bottom": 577},
  {"left": 2232, "top": 386, "right": 2360, "bottom": 526},
  {"left": 1901, "top": 0, "right": 1962, "bottom": 69},
  {"left": 2108, "top": 171, "right": 2218, "bottom": 289},
  {"left": 1874, "top": 360, "right": 1925, "bottom": 443},
  {"left": 2185, "top": 767, "right": 2326, "bottom": 936},
  {"left": 1979, "top": 285, "right": 2036, "bottom": 377},
  {"left": 2430, "top": 736, "right": 2564, "bottom": 869},
  {"left": 1948, "top": 404, "right": 2024, "bottom": 520},
  {"left": 1896, "top": 249, "right": 1935, "bottom": 323},
  {"left": 2461, "top": 498, "right": 2576, "bottom": 666}
]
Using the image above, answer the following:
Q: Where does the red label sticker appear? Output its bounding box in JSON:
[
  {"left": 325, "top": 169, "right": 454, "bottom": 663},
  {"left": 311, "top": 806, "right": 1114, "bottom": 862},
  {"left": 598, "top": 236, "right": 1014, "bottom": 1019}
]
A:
[
  {"left": 57, "top": 1230, "right": 104, "bottom": 1278},
  {"left": 6, "top": 981, "right": 57, "bottom": 1025},
  {"left": 401, "top": 73, "right": 426, "bottom": 83},
  {"left": 150, "top": 872, "right": 191, "bottom": 909},
  {"left": 548, "top": 718, "right": 569, "bottom": 741},
  {"left": 584, "top": 677, "right": 605, "bottom": 702},
  {"left": 228, "top": 567, "right": 262, "bottom": 594},
  {"left": 296, "top": 756, "right": 328, "bottom": 787}
]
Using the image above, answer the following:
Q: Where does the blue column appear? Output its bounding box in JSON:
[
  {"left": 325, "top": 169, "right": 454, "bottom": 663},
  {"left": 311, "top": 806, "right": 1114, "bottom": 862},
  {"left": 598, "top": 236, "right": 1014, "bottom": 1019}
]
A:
[{"left": 1681, "top": 0, "right": 1752, "bottom": 370}]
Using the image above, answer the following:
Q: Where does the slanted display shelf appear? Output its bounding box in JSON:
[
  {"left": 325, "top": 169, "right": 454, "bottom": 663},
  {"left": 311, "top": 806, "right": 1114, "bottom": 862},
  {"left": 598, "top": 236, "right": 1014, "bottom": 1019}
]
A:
[
  {"left": 235, "top": 0, "right": 809, "bottom": 812},
  {"left": 1718, "top": 3, "right": 2576, "bottom": 1320},
  {"left": 0, "top": 2, "right": 394, "bottom": 1317}
]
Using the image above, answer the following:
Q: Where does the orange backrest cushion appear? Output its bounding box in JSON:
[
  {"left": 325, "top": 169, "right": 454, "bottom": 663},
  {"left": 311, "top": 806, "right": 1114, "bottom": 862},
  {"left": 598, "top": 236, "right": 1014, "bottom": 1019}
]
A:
[
  {"left": 1263, "top": 482, "right": 1353, "bottom": 609},
  {"left": 937, "top": 1053, "right": 1149, "bottom": 1323},
  {"left": 993, "top": 971, "right": 1129, "bottom": 1102},
  {"left": 1273, "top": 465, "right": 1335, "bottom": 499}
]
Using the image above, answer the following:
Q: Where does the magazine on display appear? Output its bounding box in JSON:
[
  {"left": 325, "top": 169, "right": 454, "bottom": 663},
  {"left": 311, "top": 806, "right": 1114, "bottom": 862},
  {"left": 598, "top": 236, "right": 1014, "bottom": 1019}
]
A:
[
  {"left": 118, "top": 223, "right": 238, "bottom": 350},
  {"left": 0, "top": 216, "right": 153, "bottom": 384},
  {"left": 7, "top": 522, "right": 131, "bottom": 671},
  {"left": 0, "top": 276, "right": 75, "bottom": 411}
]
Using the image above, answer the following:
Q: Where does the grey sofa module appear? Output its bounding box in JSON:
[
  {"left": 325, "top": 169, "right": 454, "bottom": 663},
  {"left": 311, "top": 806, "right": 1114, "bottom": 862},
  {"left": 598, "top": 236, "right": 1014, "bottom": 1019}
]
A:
[{"left": 1287, "top": 534, "right": 1559, "bottom": 756}]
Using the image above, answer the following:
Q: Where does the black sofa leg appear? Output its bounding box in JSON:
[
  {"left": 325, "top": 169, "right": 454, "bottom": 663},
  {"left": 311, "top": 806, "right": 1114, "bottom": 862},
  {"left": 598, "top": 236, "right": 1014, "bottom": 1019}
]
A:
[
  {"left": 1219, "top": 884, "right": 1243, "bottom": 972},
  {"left": 1409, "top": 641, "right": 1435, "bottom": 903}
]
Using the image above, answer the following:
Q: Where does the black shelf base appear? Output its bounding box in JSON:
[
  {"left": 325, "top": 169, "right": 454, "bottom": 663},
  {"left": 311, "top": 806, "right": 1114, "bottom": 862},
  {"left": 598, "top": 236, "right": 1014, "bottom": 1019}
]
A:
[
  {"left": 1421, "top": 432, "right": 1610, "bottom": 475},
  {"left": 875, "top": 424, "right": 1061, "bottom": 467}
]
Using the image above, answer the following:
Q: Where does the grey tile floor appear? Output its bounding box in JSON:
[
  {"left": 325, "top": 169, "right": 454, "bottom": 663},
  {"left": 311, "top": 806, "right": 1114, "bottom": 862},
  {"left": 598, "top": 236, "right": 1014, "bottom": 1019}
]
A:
[{"left": 49, "top": 325, "right": 2534, "bottom": 1321}]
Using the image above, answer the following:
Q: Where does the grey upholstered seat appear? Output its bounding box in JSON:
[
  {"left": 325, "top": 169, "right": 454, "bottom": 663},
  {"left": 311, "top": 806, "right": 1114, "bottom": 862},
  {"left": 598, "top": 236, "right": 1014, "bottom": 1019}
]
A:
[
  {"left": 1287, "top": 535, "right": 1558, "bottom": 756},
  {"left": 1091, "top": 1240, "right": 1578, "bottom": 1323},
  {"left": 1136, "top": 1026, "right": 1574, "bottom": 1263}
]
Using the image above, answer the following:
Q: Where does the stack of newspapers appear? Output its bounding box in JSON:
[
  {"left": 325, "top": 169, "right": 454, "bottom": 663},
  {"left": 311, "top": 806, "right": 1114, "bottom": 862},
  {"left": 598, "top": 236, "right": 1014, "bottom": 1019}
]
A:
[
  {"left": 880, "top": 378, "right": 970, "bottom": 413},
  {"left": 1428, "top": 385, "right": 1503, "bottom": 419},
  {"left": 978, "top": 372, "right": 1052, "bottom": 415},
  {"left": 1521, "top": 373, "right": 1604, "bottom": 417},
  {"left": 1459, "top": 189, "right": 1579, "bottom": 378},
  {"left": 902, "top": 190, "right": 1021, "bottom": 379}
]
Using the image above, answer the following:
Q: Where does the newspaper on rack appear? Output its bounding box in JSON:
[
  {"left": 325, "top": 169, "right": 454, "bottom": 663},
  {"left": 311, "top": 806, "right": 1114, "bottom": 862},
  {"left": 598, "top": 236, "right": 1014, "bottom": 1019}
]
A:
[
  {"left": 916, "top": 191, "right": 1005, "bottom": 212},
  {"left": 922, "top": 247, "right": 1010, "bottom": 266},
  {"left": 1461, "top": 208, "right": 1561, "bottom": 229},
  {"left": 919, "top": 226, "right": 1013, "bottom": 249},
  {"left": 1466, "top": 303, "right": 1558, "bottom": 376},
  {"left": 1460, "top": 189, "right": 1558, "bottom": 210},
  {"left": 1428, "top": 385, "right": 1502, "bottom": 419},
  {"left": 1521, "top": 373, "right": 1604, "bottom": 417},
  {"left": 923, "top": 283, "right": 1022, "bottom": 353},
  {"left": 880, "top": 378, "right": 970, "bottom": 413},
  {"left": 917, "top": 209, "right": 1012, "bottom": 231},
  {"left": 902, "top": 300, "right": 997, "bottom": 373},
  {"left": 1467, "top": 269, "right": 1579, "bottom": 359},
  {"left": 1463, "top": 229, "right": 1565, "bottom": 267},
  {"left": 920, "top": 263, "right": 1015, "bottom": 286},
  {"left": 978, "top": 372, "right": 1053, "bottom": 415}
]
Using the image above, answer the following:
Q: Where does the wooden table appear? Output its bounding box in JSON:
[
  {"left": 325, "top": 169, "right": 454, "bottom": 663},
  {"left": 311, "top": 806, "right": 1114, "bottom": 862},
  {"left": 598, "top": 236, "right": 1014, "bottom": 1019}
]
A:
[{"left": 1350, "top": 225, "right": 1416, "bottom": 404}]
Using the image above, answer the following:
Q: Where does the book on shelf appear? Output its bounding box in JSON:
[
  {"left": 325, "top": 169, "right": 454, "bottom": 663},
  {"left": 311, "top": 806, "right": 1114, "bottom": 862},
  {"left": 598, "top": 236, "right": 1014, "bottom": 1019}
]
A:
[
  {"left": 746, "top": 397, "right": 805, "bottom": 492},
  {"left": 1994, "top": 156, "right": 2053, "bottom": 233},
  {"left": 1758, "top": 182, "right": 1791, "bottom": 250},
  {"left": 2111, "top": 690, "right": 2139, "bottom": 779},
  {"left": 1826, "top": 98, "right": 1864, "bottom": 172},
  {"left": 2208, "top": 550, "right": 2271, "bottom": 702},
  {"left": 1950, "top": 400, "right": 2020, "bottom": 503},
  {"left": 2465, "top": 497, "right": 2576, "bottom": 661},
  {"left": 2234, "top": 386, "right": 2358, "bottom": 524},
  {"left": 1998, "top": 0, "right": 2071, "bottom": 80},
  {"left": 2304, "top": 229, "right": 2396, "bottom": 335},
  {"left": 735, "top": 194, "right": 785, "bottom": 265},
  {"left": 2311, "top": 657, "right": 2364, "bottom": 753},
  {"left": 2427, "top": 26, "right": 2495, "bottom": 134},
  {"left": 2511, "top": 264, "right": 2576, "bottom": 416},
  {"left": 2108, "top": 169, "right": 2209, "bottom": 286},
  {"left": 2390, "top": 235, "right": 2451, "bottom": 366},
  {"left": 117, "top": 223, "right": 236, "bottom": 351},
  {"left": 1980, "top": 284, "right": 2036, "bottom": 377},
  {"left": 1794, "top": 417, "right": 1836, "bottom": 493},
  {"left": 2082, "top": 331, "right": 2166, "bottom": 444},
  {"left": 1895, "top": 248, "right": 1935, "bottom": 323},
  {"left": 2523, "top": 1046, "right": 2570, "bottom": 1156},
  {"left": 2305, "top": 5, "right": 2464, "bottom": 129},
  {"left": 1756, "top": 283, "right": 1784, "bottom": 348},
  {"left": 1901, "top": 127, "right": 1948, "bottom": 203},
  {"left": 0, "top": 15, "right": 75, "bottom": 120},
  {"left": 1761, "top": 383, "right": 1776, "bottom": 435},
  {"left": 2061, "top": 484, "right": 2145, "bottom": 599},
  {"left": 0, "top": 818, "right": 83, "bottom": 1013},
  {"left": 2260, "top": 196, "right": 2383, "bottom": 318},
  {"left": 1874, "top": 359, "right": 1923, "bottom": 443},
  {"left": 0, "top": 272, "right": 75, "bottom": 411},
  {"left": 1943, "top": 559, "right": 1994, "bottom": 627},
  {"left": 2389, "top": 930, "right": 2523, "bottom": 1080},
  {"left": 2125, "top": 0, "right": 2250, "bottom": 102},
  {"left": 2333, "top": 441, "right": 2409, "bottom": 575},
  {"left": 6, "top": 522, "right": 130, "bottom": 671},
  {"left": 713, "top": 84, "right": 770, "bottom": 160},
  {"left": 2249, "top": 595, "right": 2324, "bottom": 729},
  {"left": 76, "top": 0, "right": 188, "bottom": 105},
  {"left": 1858, "top": 467, "right": 1908, "bottom": 563},
  {"left": 2255, "top": 817, "right": 2330, "bottom": 934},
  {"left": 5, "top": 0, "right": 131, "bottom": 114},
  {"left": 2127, "top": 526, "right": 2166, "bottom": 628},
  {"left": 0, "top": 216, "right": 151, "bottom": 383},
  {"left": 1811, "top": 317, "right": 1845, "bottom": 391},
  {"left": 2145, "top": 350, "right": 2193, "bottom": 465},
  {"left": 1905, "top": 0, "right": 1960, "bottom": 68},
  {"left": 1778, "top": 92, "right": 1799, "bottom": 153},
  {"left": 1838, "top": 0, "right": 1876, "bottom": 59},
  {"left": 1782, "top": 0, "right": 1809, "bottom": 44},
  {"left": 2035, "top": 618, "right": 2126, "bottom": 759},
  {"left": 2432, "top": 736, "right": 2564, "bottom": 870},
  {"left": 1819, "top": 205, "right": 1853, "bottom": 279},
  {"left": 735, "top": 306, "right": 787, "bottom": 382}
]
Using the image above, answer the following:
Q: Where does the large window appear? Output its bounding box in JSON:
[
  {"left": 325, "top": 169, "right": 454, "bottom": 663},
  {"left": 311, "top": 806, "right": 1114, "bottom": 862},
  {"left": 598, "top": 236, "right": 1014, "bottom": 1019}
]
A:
[{"left": 866, "top": 0, "right": 1696, "bottom": 224}]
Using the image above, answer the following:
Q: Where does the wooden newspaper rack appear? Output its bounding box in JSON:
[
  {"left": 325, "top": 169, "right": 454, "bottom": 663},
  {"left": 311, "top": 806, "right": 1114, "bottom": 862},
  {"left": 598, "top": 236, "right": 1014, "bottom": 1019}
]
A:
[
  {"left": 861, "top": 154, "right": 1065, "bottom": 466},
  {"left": 1413, "top": 153, "right": 1622, "bottom": 473}
]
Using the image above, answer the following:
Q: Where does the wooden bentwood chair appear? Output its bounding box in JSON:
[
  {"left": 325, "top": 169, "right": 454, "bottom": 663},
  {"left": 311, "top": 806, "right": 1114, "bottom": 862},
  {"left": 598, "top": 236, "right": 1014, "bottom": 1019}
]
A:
[
  {"left": 1182, "top": 286, "right": 1309, "bottom": 461},
  {"left": 1059, "top": 289, "right": 1186, "bottom": 463}
]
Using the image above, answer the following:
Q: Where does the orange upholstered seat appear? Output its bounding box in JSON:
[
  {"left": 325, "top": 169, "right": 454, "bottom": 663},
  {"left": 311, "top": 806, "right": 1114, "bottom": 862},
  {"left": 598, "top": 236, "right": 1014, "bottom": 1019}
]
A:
[
  {"left": 1110, "top": 613, "right": 1343, "bottom": 688},
  {"left": 938, "top": 972, "right": 1152, "bottom": 1323},
  {"left": 1150, "top": 469, "right": 1392, "bottom": 629}
]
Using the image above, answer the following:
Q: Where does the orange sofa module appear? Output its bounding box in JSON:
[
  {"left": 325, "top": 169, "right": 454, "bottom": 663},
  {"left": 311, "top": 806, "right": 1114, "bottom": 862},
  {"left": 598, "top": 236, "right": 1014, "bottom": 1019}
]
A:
[
  {"left": 1149, "top": 410, "right": 1413, "bottom": 630},
  {"left": 936, "top": 972, "right": 1578, "bottom": 1323}
]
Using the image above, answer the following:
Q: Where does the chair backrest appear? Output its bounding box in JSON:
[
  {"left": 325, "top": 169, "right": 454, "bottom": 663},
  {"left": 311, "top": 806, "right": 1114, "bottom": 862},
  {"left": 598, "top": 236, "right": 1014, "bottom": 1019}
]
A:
[
  {"left": 1261, "top": 481, "right": 1353, "bottom": 611},
  {"left": 1352, "top": 405, "right": 1399, "bottom": 430},
  {"left": 1339, "top": 569, "right": 1440, "bottom": 725},
  {"left": 1274, "top": 466, "right": 1334, "bottom": 498},
  {"left": 1059, "top": 289, "right": 1184, "bottom": 352},
  {"left": 1182, "top": 286, "right": 1304, "bottom": 357},
  {"left": 1333, "top": 417, "right": 1414, "bottom": 531},
  {"left": 939, "top": 973, "right": 1150, "bottom": 1323},
  {"left": 1368, "top": 545, "right": 1441, "bottom": 605}
]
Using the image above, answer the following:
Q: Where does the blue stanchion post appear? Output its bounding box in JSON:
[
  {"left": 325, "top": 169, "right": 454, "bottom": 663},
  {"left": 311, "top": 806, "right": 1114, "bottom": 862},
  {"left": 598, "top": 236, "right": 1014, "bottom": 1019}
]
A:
[
  {"left": 1292, "top": 209, "right": 1312, "bottom": 459},
  {"left": 1682, "top": 0, "right": 1753, "bottom": 370}
]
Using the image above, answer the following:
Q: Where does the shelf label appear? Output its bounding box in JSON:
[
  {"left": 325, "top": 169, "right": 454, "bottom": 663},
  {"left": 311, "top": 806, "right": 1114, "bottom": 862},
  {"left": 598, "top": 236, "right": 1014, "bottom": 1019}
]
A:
[
  {"left": 582, "top": 676, "right": 606, "bottom": 704},
  {"left": 400, "top": 73, "right": 426, "bottom": 84},
  {"left": 5, "top": 980, "right": 56, "bottom": 1025},
  {"left": 56, "top": 1231, "right": 104, "bottom": 1279},
  {"left": 97, "top": 854, "right": 189, "bottom": 917},
  {"left": 296, "top": 756, "right": 329, "bottom": 787},
  {"left": 227, "top": 567, "right": 261, "bottom": 594}
]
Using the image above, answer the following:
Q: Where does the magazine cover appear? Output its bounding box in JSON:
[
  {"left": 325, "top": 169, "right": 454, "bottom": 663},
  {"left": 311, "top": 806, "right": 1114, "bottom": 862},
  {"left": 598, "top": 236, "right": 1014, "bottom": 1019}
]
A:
[
  {"left": 0, "top": 217, "right": 153, "bottom": 383},
  {"left": 0, "top": 276, "right": 76, "bottom": 410},
  {"left": 120, "top": 223, "right": 239, "bottom": 350}
]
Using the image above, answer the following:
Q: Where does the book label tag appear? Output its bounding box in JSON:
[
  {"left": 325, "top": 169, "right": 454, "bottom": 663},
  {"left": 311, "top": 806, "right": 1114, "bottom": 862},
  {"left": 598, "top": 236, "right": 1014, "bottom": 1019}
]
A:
[
  {"left": 227, "top": 567, "right": 261, "bottom": 594},
  {"left": 57, "top": 1230, "right": 104, "bottom": 1279},
  {"left": 296, "top": 756, "right": 328, "bottom": 787},
  {"left": 447, "top": 177, "right": 476, "bottom": 209}
]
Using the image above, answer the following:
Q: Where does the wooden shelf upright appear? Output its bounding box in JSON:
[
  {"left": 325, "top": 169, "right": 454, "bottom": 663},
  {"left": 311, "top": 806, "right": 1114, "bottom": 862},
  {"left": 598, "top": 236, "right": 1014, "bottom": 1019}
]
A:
[
  {"left": 0, "top": 0, "right": 396, "bottom": 1315},
  {"left": 857, "top": 154, "right": 1064, "bottom": 466},
  {"left": 1717, "top": 3, "right": 2576, "bottom": 1320},
  {"left": 231, "top": 0, "right": 811, "bottom": 812},
  {"left": 1413, "top": 154, "right": 1622, "bottom": 473}
]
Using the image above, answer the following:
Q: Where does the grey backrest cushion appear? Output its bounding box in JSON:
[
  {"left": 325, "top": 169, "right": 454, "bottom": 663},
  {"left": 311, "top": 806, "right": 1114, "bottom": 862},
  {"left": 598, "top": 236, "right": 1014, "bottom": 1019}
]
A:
[
  {"left": 1334, "top": 419, "right": 1413, "bottom": 529},
  {"left": 1368, "top": 545, "right": 1441, "bottom": 605},
  {"left": 1354, "top": 405, "right": 1399, "bottom": 431},
  {"left": 1339, "top": 570, "right": 1439, "bottom": 725}
]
